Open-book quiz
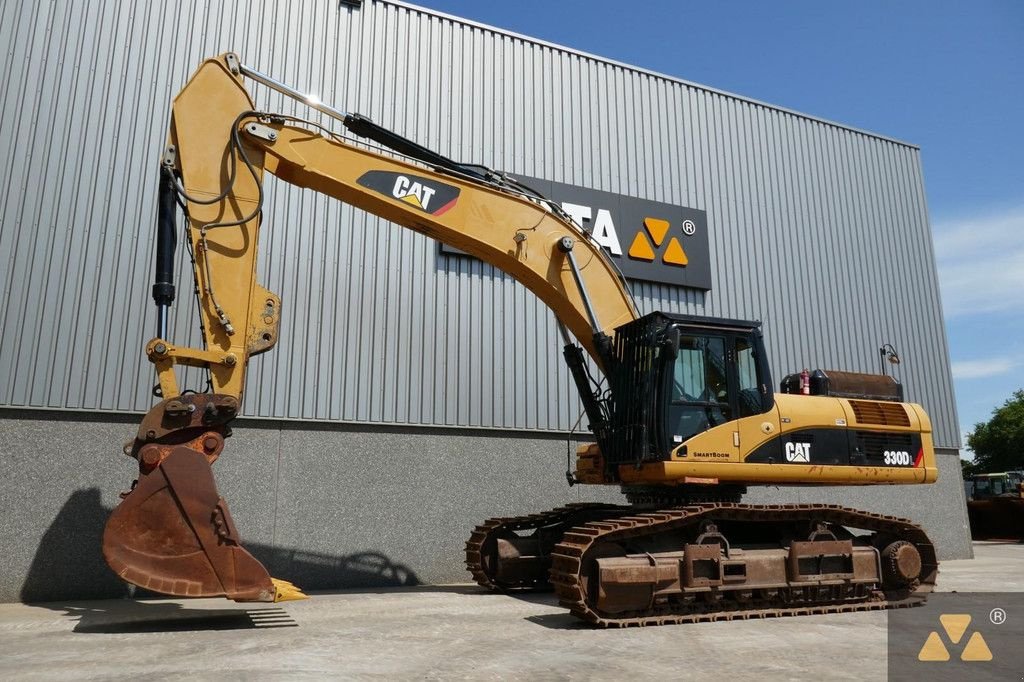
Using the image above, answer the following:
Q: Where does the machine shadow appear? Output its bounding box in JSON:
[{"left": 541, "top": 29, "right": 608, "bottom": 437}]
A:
[
  {"left": 57, "top": 602, "right": 298, "bottom": 634},
  {"left": 524, "top": 613, "right": 593, "bottom": 630},
  {"left": 21, "top": 488, "right": 597, "bottom": 631},
  {"left": 250, "top": 545, "right": 421, "bottom": 592},
  {"left": 19, "top": 488, "right": 440, "bottom": 632},
  {"left": 19, "top": 488, "right": 130, "bottom": 603}
]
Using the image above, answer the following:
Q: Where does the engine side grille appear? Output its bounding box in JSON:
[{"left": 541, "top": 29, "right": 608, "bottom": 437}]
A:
[
  {"left": 848, "top": 400, "right": 910, "bottom": 427},
  {"left": 855, "top": 431, "right": 914, "bottom": 461}
]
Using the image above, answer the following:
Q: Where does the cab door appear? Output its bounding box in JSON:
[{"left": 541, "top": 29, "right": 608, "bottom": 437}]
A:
[
  {"left": 664, "top": 334, "right": 735, "bottom": 451},
  {"left": 731, "top": 333, "right": 781, "bottom": 458}
]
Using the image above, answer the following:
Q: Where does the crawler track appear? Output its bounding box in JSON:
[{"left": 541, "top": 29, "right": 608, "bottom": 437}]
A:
[
  {"left": 548, "top": 503, "right": 938, "bottom": 627},
  {"left": 465, "top": 503, "right": 626, "bottom": 590}
]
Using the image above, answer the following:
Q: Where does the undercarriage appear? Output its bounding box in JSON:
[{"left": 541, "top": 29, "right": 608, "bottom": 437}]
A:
[{"left": 466, "top": 501, "right": 936, "bottom": 627}]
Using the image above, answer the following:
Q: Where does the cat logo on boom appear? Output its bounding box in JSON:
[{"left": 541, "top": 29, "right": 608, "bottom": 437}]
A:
[{"left": 357, "top": 170, "right": 460, "bottom": 216}]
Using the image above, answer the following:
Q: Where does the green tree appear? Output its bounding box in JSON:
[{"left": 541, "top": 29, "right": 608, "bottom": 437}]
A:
[{"left": 966, "top": 389, "right": 1024, "bottom": 474}]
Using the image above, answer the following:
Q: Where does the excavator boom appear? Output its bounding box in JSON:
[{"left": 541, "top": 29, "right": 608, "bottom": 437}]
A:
[{"left": 103, "top": 54, "right": 637, "bottom": 602}]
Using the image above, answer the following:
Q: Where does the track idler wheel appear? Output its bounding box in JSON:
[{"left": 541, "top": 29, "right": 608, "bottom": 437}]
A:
[
  {"left": 882, "top": 541, "right": 922, "bottom": 586},
  {"left": 103, "top": 444, "right": 303, "bottom": 602}
]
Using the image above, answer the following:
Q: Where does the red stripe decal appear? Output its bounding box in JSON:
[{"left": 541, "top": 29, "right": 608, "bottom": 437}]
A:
[
  {"left": 432, "top": 197, "right": 458, "bottom": 216},
  {"left": 913, "top": 447, "right": 924, "bottom": 467}
]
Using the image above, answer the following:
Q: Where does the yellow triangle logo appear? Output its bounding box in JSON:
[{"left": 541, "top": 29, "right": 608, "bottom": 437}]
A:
[
  {"left": 663, "top": 237, "right": 689, "bottom": 266},
  {"left": 918, "top": 614, "right": 994, "bottom": 663},
  {"left": 939, "top": 614, "right": 971, "bottom": 644},
  {"left": 960, "top": 632, "right": 993, "bottom": 661},
  {"left": 643, "top": 217, "right": 670, "bottom": 247},
  {"left": 628, "top": 232, "right": 656, "bottom": 261},
  {"left": 917, "top": 631, "right": 950, "bottom": 661},
  {"left": 400, "top": 193, "right": 423, "bottom": 209}
]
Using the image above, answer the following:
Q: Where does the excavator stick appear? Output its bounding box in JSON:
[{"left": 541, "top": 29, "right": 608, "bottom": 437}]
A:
[
  {"left": 102, "top": 395, "right": 305, "bottom": 602},
  {"left": 100, "top": 56, "right": 308, "bottom": 603}
]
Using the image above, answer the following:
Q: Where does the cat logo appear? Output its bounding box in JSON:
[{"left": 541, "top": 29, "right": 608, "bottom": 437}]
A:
[
  {"left": 784, "top": 441, "right": 811, "bottom": 463},
  {"left": 917, "top": 614, "right": 993, "bottom": 662},
  {"left": 627, "top": 217, "right": 691, "bottom": 267},
  {"left": 356, "top": 170, "right": 460, "bottom": 216}
]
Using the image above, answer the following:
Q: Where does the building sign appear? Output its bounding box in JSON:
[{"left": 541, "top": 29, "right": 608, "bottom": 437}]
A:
[{"left": 441, "top": 175, "right": 711, "bottom": 290}]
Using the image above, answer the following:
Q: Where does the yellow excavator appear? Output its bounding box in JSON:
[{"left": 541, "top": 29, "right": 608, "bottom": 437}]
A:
[{"left": 103, "top": 54, "right": 939, "bottom": 626}]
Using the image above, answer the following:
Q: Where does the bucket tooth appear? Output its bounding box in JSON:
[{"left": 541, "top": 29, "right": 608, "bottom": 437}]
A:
[{"left": 271, "top": 578, "right": 309, "bottom": 602}]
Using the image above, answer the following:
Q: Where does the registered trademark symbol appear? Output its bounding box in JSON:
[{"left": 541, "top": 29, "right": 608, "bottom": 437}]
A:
[
  {"left": 682, "top": 219, "right": 696, "bottom": 235},
  {"left": 990, "top": 607, "right": 1006, "bottom": 625}
]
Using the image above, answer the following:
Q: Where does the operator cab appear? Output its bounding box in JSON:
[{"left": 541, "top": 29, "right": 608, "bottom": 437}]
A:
[
  {"left": 600, "top": 313, "right": 774, "bottom": 467},
  {"left": 664, "top": 316, "right": 774, "bottom": 446}
]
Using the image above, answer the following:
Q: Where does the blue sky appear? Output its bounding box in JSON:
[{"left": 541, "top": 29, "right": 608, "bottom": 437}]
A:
[{"left": 417, "top": 0, "right": 1024, "bottom": 457}]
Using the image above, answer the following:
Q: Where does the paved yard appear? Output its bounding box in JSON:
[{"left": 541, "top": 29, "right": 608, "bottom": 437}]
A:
[{"left": 0, "top": 542, "right": 1020, "bottom": 680}]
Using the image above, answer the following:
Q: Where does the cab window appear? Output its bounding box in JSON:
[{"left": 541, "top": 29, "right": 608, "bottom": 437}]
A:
[
  {"left": 672, "top": 339, "right": 705, "bottom": 402},
  {"left": 672, "top": 336, "right": 727, "bottom": 405},
  {"left": 735, "top": 337, "right": 762, "bottom": 417},
  {"left": 668, "top": 336, "right": 731, "bottom": 442}
]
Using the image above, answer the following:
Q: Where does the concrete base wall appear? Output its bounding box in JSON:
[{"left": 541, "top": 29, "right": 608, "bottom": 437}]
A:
[{"left": 0, "top": 411, "right": 972, "bottom": 603}]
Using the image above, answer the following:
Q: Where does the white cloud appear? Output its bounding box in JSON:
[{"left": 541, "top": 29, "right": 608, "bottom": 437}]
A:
[
  {"left": 950, "top": 356, "right": 1019, "bottom": 380},
  {"left": 933, "top": 206, "right": 1024, "bottom": 317}
]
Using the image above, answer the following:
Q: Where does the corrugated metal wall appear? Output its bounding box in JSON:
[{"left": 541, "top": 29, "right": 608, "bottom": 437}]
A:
[{"left": 0, "top": 0, "right": 959, "bottom": 447}]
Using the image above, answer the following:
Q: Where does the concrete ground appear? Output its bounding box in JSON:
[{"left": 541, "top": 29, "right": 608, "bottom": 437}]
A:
[{"left": 0, "top": 542, "right": 1020, "bottom": 681}]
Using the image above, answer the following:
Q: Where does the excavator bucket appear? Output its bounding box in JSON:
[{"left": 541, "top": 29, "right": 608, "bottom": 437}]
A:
[{"left": 103, "top": 445, "right": 306, "bottom": 602}]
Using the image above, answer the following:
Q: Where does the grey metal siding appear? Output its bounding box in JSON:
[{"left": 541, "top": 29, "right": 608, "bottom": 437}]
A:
[{"left": 0, "top": 0, "right": 959, "bottom": 447}]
